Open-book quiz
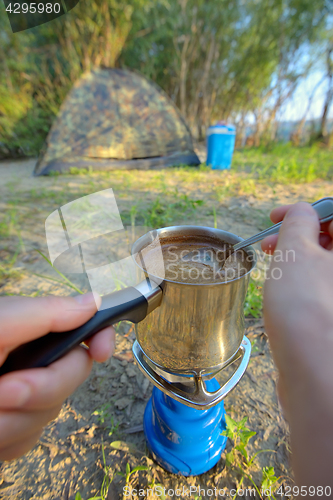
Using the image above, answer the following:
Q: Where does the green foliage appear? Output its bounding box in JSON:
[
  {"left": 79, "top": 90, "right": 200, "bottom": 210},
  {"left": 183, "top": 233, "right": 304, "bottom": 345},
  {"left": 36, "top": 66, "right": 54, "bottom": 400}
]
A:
[
  {"left": 251, "top": 339, "right": 260, "bottom": 355},
  {"left": 244, "top": 280, "right": 263, "bottom": 318},
  {"left": 0, "top": 208, "right": 26, "bottom": 286},
  {"left": 143, "top": 194, "right": 204, "bottom": 228},
  {"left": 121, "top": 191, "right": 204, "bottom": 228},
  {"left": 75, "top": 442, "right": 114, "bottom": 500},
  {"left": 110, "top": 440, "right": 138, "bottom": 454},
  {"left": 92, "top": 403, "right": 120, "bottom": 437},
  {"left": 0, "top": 209, "right": 14, "bottom": 237},
  {"left": 233, "top": 143, "right": 333, "bottom": 183},
  {"left": 0, "top": 247, "right": 24, "bottom": 283},
  {"left": 118, "top": 462, "right": 149, "bottom": 500},
  {"left": 213, "top": 207, "right": 217, "bottom": 229},
  {"left": 1, "top": 0, "right": 331, "bottom": 155},
  {"left": 222, "top": 415, "right": 280, "bottom": 499},
  {"left": 222, "top": 415, "right": 257, "bottom": 467},
  {"left": 0, "top": 0, "right": 144, "bottom": 157},
  {"left": 120, "top": 462, "right": 149, "bottom": 482},
  {"left": 121, "top": 0, "right": 328, "bottom": 137},
  {"left": 68, "top": 166, "right": 94, "bottom": 176},
  {"left": 34, "top": 250, "right": 84, "bottom": 294},
  {"left": 261, "top": 466, "right": 280, "bottom": 497},
  {"left": 147, "top": 478, "right": 167, "bottom": 500}
]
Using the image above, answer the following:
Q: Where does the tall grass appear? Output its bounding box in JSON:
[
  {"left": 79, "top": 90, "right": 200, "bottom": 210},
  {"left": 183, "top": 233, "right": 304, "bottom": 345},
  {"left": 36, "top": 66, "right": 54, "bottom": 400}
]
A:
[{"left": 233, "top": 143, "right": 333, "bottom": 183}]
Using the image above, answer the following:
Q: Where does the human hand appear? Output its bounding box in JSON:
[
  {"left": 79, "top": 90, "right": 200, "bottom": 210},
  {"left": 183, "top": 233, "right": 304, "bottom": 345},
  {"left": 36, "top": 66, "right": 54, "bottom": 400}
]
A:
[
  {"left": 261, "top": 202, "right": 333, "bottom": 486},
  {"left": 0, "top": 293, "right": 115, "bottom": 461},
  {"left": 261, "top": 202, "right": 333, "bottom": 255}
]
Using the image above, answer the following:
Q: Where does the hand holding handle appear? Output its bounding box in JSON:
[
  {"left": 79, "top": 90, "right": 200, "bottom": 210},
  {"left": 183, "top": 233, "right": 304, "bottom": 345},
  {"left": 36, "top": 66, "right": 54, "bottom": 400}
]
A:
[{"left": 0, "top": 282, "right": 162, "bottom": 376}]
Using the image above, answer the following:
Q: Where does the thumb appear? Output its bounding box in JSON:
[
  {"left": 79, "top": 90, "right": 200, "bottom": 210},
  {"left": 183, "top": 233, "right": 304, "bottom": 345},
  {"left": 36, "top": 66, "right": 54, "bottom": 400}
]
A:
[{"left": 276, "top": 202, "right": 320, "bottom": 251}]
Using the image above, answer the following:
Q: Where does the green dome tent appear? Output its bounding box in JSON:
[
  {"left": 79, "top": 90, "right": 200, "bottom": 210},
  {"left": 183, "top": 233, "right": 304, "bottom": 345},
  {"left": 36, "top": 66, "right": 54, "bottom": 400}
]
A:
[{"left": 34, "top": 68, "right": 200, "bottom": 175}]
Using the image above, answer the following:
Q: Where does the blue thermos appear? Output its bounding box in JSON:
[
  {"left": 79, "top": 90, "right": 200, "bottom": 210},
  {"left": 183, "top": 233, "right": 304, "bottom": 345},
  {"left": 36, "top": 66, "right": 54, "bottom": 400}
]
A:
[{"left": 206, "top": 123, "right": 236, "bottom": 170}]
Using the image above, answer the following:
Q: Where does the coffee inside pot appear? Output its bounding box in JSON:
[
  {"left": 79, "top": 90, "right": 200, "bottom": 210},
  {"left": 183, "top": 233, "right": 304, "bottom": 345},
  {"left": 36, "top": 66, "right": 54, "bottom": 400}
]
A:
[{"left": 136, "top": 233, "right": 251, "bottom": 284}]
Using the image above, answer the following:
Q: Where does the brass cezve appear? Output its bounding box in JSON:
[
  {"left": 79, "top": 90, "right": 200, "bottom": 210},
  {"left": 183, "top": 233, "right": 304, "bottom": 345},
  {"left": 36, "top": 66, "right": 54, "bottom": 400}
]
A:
[{"left": 132, "top": 225, "right": 257, "bottom": 375}]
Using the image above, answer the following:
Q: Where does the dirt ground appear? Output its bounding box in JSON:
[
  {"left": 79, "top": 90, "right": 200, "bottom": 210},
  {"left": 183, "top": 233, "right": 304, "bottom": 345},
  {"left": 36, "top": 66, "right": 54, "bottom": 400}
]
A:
[{"left": 0, "top": 158, "right": 331, "bottom": 500}]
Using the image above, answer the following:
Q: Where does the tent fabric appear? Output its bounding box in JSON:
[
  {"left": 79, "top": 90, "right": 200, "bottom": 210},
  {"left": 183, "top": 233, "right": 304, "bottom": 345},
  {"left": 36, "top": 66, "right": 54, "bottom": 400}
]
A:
[{"left": 34, "top": 68, "right": 200, "bottom": 175}]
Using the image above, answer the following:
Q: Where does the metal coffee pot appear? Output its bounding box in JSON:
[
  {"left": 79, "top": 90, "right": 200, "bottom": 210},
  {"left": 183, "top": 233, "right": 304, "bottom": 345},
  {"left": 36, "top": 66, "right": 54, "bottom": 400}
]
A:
[
  {"left": 133, "top": 225, "right": 255, "bottom": 372},
  {"left": 0, "top": 226, "right": 256, "bottom": 388}
]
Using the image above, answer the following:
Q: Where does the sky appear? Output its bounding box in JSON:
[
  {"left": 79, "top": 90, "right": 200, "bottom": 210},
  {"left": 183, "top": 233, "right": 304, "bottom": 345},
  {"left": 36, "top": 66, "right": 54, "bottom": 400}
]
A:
[{"left": 280, "top": 71, "right": 332, "bottom": 122}]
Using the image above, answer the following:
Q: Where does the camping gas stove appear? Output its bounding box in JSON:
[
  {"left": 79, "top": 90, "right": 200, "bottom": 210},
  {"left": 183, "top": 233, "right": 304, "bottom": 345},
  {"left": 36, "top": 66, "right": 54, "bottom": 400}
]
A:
[{"left": 132, "top": 337, "right": 251, "bottom": 476}]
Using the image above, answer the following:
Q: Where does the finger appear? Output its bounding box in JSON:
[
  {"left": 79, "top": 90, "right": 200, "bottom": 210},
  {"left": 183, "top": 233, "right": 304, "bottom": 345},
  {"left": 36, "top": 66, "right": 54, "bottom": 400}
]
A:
[
  {"left": 0, "top": 346, "right": 92, "bottom": 410},
  {"left": 0, "top": 292, "right": 101, "bottom": 350},
  {"left": 319, "top": 232, "right": 332, "bottom": 250},
  {"left": 0, "top": 404, "right": 61, "bottom": 450},
  {"left": 261, "top": 234, "right": 279, "bottom": 254},
  {"left": 0, "top": 430, "right": 42, "bottom": 461},
  {"left": 270, "top": 204, "right": 331, "bottom": 231},
  {"left": 270, "top": 205, "right": 293, "bottom": 224},
  {"left": 262, "top": 232, "right": 332, "bottom": 254},
  {"left": 328, "top": 220, "right": 333, "bottom": 243},
  {"left": 85, "top": 326, "right": 116, "bottom": 363},
  {"left": 276, "top": 202, "right": 320, "bottom": 251},
  {"left": 320, "top": 220, "right": 333, "bottom": 233}
]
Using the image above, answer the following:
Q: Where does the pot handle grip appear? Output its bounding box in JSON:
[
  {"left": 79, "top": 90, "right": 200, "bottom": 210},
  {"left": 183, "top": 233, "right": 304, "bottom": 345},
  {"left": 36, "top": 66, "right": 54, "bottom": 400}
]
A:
[{"left": 0, "top": 285, "right": 156, "bottom": 376}]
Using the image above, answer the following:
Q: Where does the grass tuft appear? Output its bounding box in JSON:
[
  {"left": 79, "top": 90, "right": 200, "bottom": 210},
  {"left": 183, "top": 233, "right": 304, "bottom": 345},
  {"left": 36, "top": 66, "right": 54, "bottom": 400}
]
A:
[{"left": 232, "top": 143, "right": 333, "bottom": 183}]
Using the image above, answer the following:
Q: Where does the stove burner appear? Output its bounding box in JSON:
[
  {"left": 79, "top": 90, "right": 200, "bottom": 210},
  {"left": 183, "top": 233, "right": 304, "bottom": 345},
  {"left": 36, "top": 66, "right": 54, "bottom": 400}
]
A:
[
  {"left": 133, "top": 337, "right": 251, "bottom": 410},
  {"left": 144, "top": 382, "right": 228, "bottom": 476}
]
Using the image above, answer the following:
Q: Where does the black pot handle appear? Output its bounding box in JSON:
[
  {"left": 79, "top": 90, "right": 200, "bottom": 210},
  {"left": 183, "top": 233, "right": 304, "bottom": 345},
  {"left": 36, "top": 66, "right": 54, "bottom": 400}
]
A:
[{"left": 0, "top": 282, "right": 162, "bottom": 376}]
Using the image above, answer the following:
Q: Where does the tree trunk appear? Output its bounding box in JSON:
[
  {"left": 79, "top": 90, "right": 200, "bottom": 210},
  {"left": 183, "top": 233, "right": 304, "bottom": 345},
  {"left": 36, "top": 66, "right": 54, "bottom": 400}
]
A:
[
  {"left": 179, "top": 35, "right": 190, "bottom": 117},
  {"left": 189, "top": 34, "right": 215, "bottom": 132},
  {"left": 320, "top": 82, "right": 333, "bottom": 138},
  {"left": 253, "top": 110, "right": 262, "bottom": 147},
  {"left": 292, "top": 75, "right": 326, "bottom": 145},
  {"left": 319, "top": 46, "right": 333, "bottom": 141}
]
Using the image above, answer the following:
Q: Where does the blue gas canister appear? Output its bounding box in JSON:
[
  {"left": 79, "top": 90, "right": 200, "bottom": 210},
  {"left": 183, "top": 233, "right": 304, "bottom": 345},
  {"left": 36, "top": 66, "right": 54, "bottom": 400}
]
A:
[{"left": 206, "top": 123, "right": 236, "bottom": 170}]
